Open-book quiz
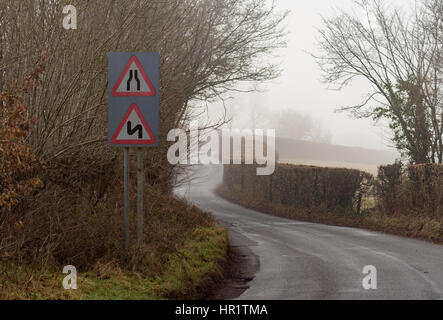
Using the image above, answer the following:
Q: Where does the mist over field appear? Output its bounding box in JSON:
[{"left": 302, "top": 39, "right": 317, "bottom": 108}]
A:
[{"left": 207, "top": 0, "right": 411, "bottom": 157}]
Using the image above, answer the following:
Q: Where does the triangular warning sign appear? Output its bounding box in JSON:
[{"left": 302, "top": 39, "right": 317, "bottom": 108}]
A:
[
  {"left": 111, "top": 56, "right": 156, "bottom": 97},
  {"left": 111, "top": 104, "right": 156, "bottom": 145}
]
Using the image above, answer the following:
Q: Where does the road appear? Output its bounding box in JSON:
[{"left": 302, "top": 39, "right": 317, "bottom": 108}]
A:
[{"left": 176, "top": 165, "right": 443, "bottom": 300}]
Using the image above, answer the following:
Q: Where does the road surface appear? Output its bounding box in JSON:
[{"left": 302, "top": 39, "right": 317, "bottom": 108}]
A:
[{"left": 176, "top": 165, "right": 443, "bottom": 300}]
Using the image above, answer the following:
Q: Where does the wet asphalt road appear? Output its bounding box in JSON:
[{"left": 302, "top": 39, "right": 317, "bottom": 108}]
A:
[{"left": 176, "top": 165, "right": 443, "bottom": 300}]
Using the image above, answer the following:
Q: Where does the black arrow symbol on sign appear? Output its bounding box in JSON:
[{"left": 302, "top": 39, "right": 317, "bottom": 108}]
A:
[
  {"left": 127, "top": 121, "right": 143, "bottom": 139},
  {"left": 127, "top": 70, "right": 141, "bottom": 91}
]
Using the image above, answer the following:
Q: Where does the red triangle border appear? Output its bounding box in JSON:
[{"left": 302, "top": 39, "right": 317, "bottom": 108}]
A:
[
  {"left": 111, "top": 56, "right": 157, "bottom": 97},
  {"left": 111, "top": 104, "right": 157, "bottom": 145}
]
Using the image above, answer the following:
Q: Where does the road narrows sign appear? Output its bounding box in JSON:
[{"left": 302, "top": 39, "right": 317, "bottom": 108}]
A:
[
  {"left": 111, "top": 55, "right": 157, "bottom": 97},
  {"left": 108, "top": 52, "right": 159, "bottom": 148},
  {"left": 110, "top": 103, "right": 156, "bottom": 145},
  {"left": 108, "top": 52, "right": 159, "bottom": 250}
]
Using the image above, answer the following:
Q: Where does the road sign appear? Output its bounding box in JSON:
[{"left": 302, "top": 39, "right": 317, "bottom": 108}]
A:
[
  {"left": 111, "top": 56, "right": 156, "bottom": 97},
  {"left": 108, "top": 52, "right": 159, "bottom": 249},
  {"left": 110, "top": 103, "right": 156, "bottom": 145},
  {"left": 108, "top": 52, "right": 159, "bottom": 147}
]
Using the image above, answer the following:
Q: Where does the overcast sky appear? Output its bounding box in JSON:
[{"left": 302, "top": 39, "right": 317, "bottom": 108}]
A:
[{"left": 208, "top": 0, "right": 409, "bottom": 152}]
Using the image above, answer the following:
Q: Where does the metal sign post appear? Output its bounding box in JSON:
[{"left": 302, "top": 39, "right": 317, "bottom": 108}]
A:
[
  {"left": 108, "top": 52, "right": 159, "bottom": 249},
  {"left": 137, "top": 147, "right": 144, "bottom": 244},
  {"left": 123, "top": 147, "right": 130, "bottom": 250}
]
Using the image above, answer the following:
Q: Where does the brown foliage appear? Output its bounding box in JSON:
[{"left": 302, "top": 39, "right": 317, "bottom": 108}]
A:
[
  {"left": 0, "top": 63, "right": 214, "bottom": 272},
  {"left": 0, "top": 0, "right": 287, "bottom": 192},
  {"left": 0, "top": 166, "right": 214, "bottom": 275},
  {"left": 0, "top": 62, "right": 46, "bottom": 211},
  {"left": 0, "top": 0, "right": 285, "bottom": 294}
]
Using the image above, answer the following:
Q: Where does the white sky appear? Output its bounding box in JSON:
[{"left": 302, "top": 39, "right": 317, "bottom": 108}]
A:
[{"left": 208, "top": 0, "right": 408, "bottom": 152}]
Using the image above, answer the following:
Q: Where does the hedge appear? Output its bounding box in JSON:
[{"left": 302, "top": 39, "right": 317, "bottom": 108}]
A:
[
  {"left": 375, "top": 163, "right": 443, "bottom": 216},
  {"left": 223, "top": 164, "right": 374, "bottom": 214}
]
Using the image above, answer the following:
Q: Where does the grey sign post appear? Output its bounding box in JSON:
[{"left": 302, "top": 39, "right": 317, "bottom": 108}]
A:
[{"left": 108, "top": 52, "right": 159, "bottom": 249}]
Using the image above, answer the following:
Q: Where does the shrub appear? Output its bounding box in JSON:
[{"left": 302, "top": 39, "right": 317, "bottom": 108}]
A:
[
  {"left": 374, "top": 161, "right": 404, "bottom": 215},
  {"left": 0, "top": 62, "right": 46, "bottom": 212},
  {"left": 223, "top": 164, "right": 373, "bottom": 214},
  {"left": 375, "top": 162, "right": 442, "bottom": 216},
  {"left": 407, "top": 164, "right": 443, "bottom": 216},
  {"left": 0, "top": 63, "right": 215, "bottom": 274}
]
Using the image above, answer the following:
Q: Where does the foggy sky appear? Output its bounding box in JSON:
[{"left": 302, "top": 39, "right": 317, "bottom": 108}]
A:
[{"left": 208, "top": 0, "right": 408, "bottom": 153}]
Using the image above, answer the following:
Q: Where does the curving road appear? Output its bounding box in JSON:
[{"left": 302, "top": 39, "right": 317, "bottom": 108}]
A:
[{"left": 176, "top": 165, "right": 443, "bottom": 300}]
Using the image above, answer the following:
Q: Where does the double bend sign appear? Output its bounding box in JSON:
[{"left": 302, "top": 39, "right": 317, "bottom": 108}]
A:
[{"left": 108, "top": 53, "right": 159, "bottom": 147}]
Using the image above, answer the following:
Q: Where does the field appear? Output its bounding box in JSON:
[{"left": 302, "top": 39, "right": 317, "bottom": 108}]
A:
[{"left": 279, "top": 158, "right": 379, "bottom": 175}]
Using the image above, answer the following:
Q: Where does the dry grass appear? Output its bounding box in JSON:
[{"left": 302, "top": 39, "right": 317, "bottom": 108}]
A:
[
  {"left": 0, "top": 226, "right": 227, "bottom": 300},
  {"left": 0, "top": 161, "right": 228, "bottom": 299},
  {"left": 0, "top": 57, "right": 228, "bottom": 300},
  {"left": 84, "top": 226, "right": 228, "bottom": 300}
]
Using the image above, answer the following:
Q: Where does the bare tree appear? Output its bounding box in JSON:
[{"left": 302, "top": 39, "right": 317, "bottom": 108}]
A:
[
  {"left": 421, "top": 0, "right": 443, "bottom": 163},
  {"left": 0, "top": 0, "right": 287, "bottom": 190},
  {"left": 315, "top": 0, "right": 442, "bottom": 164}
]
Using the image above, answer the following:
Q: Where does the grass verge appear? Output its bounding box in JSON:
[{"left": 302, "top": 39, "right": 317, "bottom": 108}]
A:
[
  {"left": 85, "top": 226, "right": 228, "bottom": 300},
  {"left": 0, "top": 167, "right": 229, "bottom": 300},
  {"left": 0, "top": 225, "right": 228, "bottom": 300}
]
